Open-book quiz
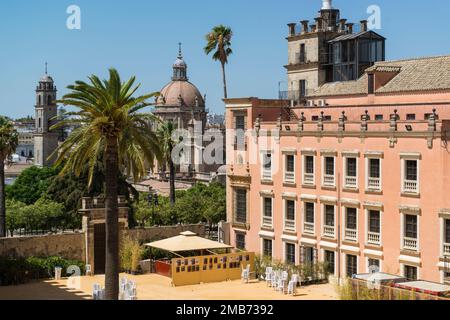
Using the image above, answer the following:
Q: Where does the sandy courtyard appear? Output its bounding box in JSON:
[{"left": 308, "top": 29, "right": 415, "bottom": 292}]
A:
[{"left": 0, "top": 274, "right": 338, "bottom": 300}]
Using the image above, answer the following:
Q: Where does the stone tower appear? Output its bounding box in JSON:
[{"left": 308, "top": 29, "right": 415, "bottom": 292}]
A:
[
  {"left": 285, "top": 0, "right": 341, "bottom": 103},
  {"left": 284, "top": 0, "right": 385, "bottom": 105},
  {"left": 34, "top": 65, "right": 59, "bottom": 167}
]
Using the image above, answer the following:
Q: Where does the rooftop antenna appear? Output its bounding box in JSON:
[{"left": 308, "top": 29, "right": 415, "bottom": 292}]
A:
[{"left": 322, "top": 0, "right": 333, "bottom": 10}]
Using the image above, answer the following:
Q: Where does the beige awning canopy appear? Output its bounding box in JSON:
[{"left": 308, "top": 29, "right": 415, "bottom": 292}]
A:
[{"left": 145, "top": 231, "right": 233, "bottom": 253}]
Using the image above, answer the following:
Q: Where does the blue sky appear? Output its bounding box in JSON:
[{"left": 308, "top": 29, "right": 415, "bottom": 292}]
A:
[{"left": 1, "top": 0, "right": 450, "bottom": 118}]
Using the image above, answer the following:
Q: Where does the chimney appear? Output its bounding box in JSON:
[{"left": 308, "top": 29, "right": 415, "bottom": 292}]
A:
[
  {"left": 300, "top": 20, "right": 309, "bottom": 34},
  {"left": 310, "top": 24, "right": 317, "bottom": 33},
  {"left": 288, "top": 23, "right": 296, "bottom": 37},
  {"left": 322, "top": 0, "right": 333, "bottom": 10},
  {"left": 360, "top": 20, "right": 368, "bottom": 32},
  {"left": 346, "top": 23, "right": 354, "bottom": 34},
  {"left": 315, "top": 17, "right": 324, "bottom": 32},
  {"left": 339, "top": 19, "right": 347, "bottom": 33}
]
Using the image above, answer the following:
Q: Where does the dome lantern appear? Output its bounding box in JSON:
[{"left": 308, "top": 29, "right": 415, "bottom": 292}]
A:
[{"left": 172, "top": 42, "right": 188, "bottom": 81}]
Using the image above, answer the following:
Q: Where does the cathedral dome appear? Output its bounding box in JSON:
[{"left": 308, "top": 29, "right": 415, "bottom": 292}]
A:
[
  {"left": 156, "top": 45, "right": 205, "bottom": 108},
  {"left": 157, "top": 80, "right": 205, "bottom": 108}
]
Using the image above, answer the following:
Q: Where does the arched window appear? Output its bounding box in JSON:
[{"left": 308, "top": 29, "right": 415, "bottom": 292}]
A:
[
  {"left": 38, "top": 118, "right": 41, "bottom": 128},
  {"left": 48, "top": 95, "right": 52, "bottom": 105},
  {"left": 38, "top": 95, "right": 41, "bottom": 105}
]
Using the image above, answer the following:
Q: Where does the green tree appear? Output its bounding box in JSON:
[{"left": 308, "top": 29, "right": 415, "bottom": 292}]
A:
[
  {"left": 0, "top": 116, "right": 19, "bottom": 237},
  {"left": 157, "top": 121, "right": 177, "bottom": 206},
  {"left": 133, "top": 194, "right": 153, "bottom": 227},
  {"left": 6, "top": 166, "right": 59, "bottom": 205},
  {"left": 44, "top": 160, "right": 139, "bottom": 230},
  {"left": 53, "top": 69, "right": 162, "bottom": 300},
  {"left": 202, "top": 182, "right": 226, "bottom": 227},
  {"left": 5, "top": 199, "right": 25, "bottom": 237},
  {"left": 204, "top": 25, "right": 233, "bottom": 99}
]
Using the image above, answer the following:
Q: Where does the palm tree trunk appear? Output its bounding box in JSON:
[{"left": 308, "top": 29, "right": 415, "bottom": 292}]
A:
[
  {"left": 221, "top": 62, "right": 228, "bottom": 99},
  {"left": 104, "top": 137, "right": 119, "bottom": 300},
  {"left": 169, "top": 158, "right": 176, "bottom": 206},
  {"left": 0, "top": 158, "right": 6, "bottom": 238}
]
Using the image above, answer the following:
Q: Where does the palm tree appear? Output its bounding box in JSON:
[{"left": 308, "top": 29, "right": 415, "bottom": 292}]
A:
[
  {"left": 52, "top": 69, "right": 161, "bottom": 300},
  {"left": 204, "top": 25, "right": 233, "bottom": 99},
  {"left": 157, "top": 121, "right": 177, "bottom": 206},
  {"left": 0, "top": 117, "right": 18, "bottom": 238}
]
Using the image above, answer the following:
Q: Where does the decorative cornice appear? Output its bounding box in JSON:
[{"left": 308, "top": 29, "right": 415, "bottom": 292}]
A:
[{"left": 399, "top": 205, "right": 422, "bottom": 215}]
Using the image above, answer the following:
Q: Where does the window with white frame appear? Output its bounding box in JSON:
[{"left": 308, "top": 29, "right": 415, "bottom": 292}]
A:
[
  {"left": 403, "top": 214, "right": 418, "bottom": 251},
  {"left": 402, "top": 158, "right": 419, "bottom": 194},
  {"left": 367, "top": 157, "right": 382, "bottom": 191},
  {"left": 368, "top": 258, "right": 381, "bottom": 273},
  {"left": 235, "top": 232, "right": 246, "bottom": 250},
  {"left": 234, "top": 188, "right": 247, "bottom": 224},
  {"left": 285, "top": 243, "right": 296, "bottom": 264},
  {"left": 344, "top": 207, "right": 358, "bottom": 242},
  {"left": 284, "top": 154, "right": 296, "bottom": 184},
  {"left": 261, "top": 152, "right": 272, "bottom": 181},
  {"left": 303, "top": 155, "right": 315, "bottom": 185},
  {"left": 323, "top": 205, "right": 335, "bottom": 238},
  {"left": 263, "top": 238, "right": 273, "bottom": 258},
  {"left": 344, "top": 157, "right": 358, "bottom": 189},
  {"left": 284, "top": 199, "right": 296, "bottom": 232},
  {"left": 367, "top": 210, "right": 381, "bottom": 246},
  {"left": 346, "top": 254, "right": 358, "bottom": 278},
  {"left": 262, "top": 197, "right": 273, "bottom": 228},
  {"left": 324, "top": 250, "right": 336, "bottom": 275},
  {"left": 444, "top": 219, "right": 450, "bottom": 256},
  {"left": 303, "top": 202, "right": 315, "bottom": 235},
  {"left": 234, "top": 114, "right": 246, "bottom": 150},
  {"left": 404, "top": 265, "right": 418, "bottom": 281},
  {"left": 323, "top": 156, "right": 336, "bottom": 187}
]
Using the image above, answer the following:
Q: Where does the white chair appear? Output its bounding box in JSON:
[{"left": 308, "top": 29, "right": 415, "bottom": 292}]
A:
[
  {"left": 265, "top": 267, "right": 273, "bottom": 286},
  {"left": 271, "top": 274, "right": 278, "bottom": 289},
  {"left": 287, "top": 280, "right": 296, "bottom": 295},
  {"left": 92, "top": 283, "right": 102, "bottom": 300},
  {"left": 85, "top": 264, "right": 92, "bottom": 276},
  {"left": 277, "top": 271, "right": 289, "bottom": 294},
  {"left": 241, "top": 265, "right": 250, "bottom": 283}
]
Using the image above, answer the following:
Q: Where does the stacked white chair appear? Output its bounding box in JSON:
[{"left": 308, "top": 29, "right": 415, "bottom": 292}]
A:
[
  {"left": 265, "top": 267, "right": 273, "bottom": 287},
  {"left": 92, "top": 283, "right": 103, "bottom": 300},
  {"left": 287, "top": 274, "right": 299, "bottom": 295},
  {"left": 276, "top": 271, "right": 289, "bottom": 294}
]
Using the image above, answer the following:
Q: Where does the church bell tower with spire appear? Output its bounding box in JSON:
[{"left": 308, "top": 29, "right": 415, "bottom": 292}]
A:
[{"left": 34, "top": 63, "right": 59, "bottom": 167}]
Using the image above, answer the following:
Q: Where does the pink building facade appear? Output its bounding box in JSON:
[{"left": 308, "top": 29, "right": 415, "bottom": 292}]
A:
[{"left": 225, "top": 56, "right": 450, "bottom": 283}]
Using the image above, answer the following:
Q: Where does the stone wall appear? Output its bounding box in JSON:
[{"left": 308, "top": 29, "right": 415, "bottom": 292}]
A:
[
  {"left": 0, "top": 224, "right": 206, "bottom": 264},
  {"left": 124, "top": 224, "right": 206, "bottom": 243},
  {"left": 0, "top": 233, "right": 85, "bottom": 261}
]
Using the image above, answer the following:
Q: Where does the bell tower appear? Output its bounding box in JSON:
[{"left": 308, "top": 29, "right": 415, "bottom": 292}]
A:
[{"left": 34, "top": 63, "right": 59, "bottom": 167}]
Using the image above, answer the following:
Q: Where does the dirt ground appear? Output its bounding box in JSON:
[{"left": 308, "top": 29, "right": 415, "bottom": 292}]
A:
[{"left": 0, "top": 274, "right": 338, "bottom": 300}]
